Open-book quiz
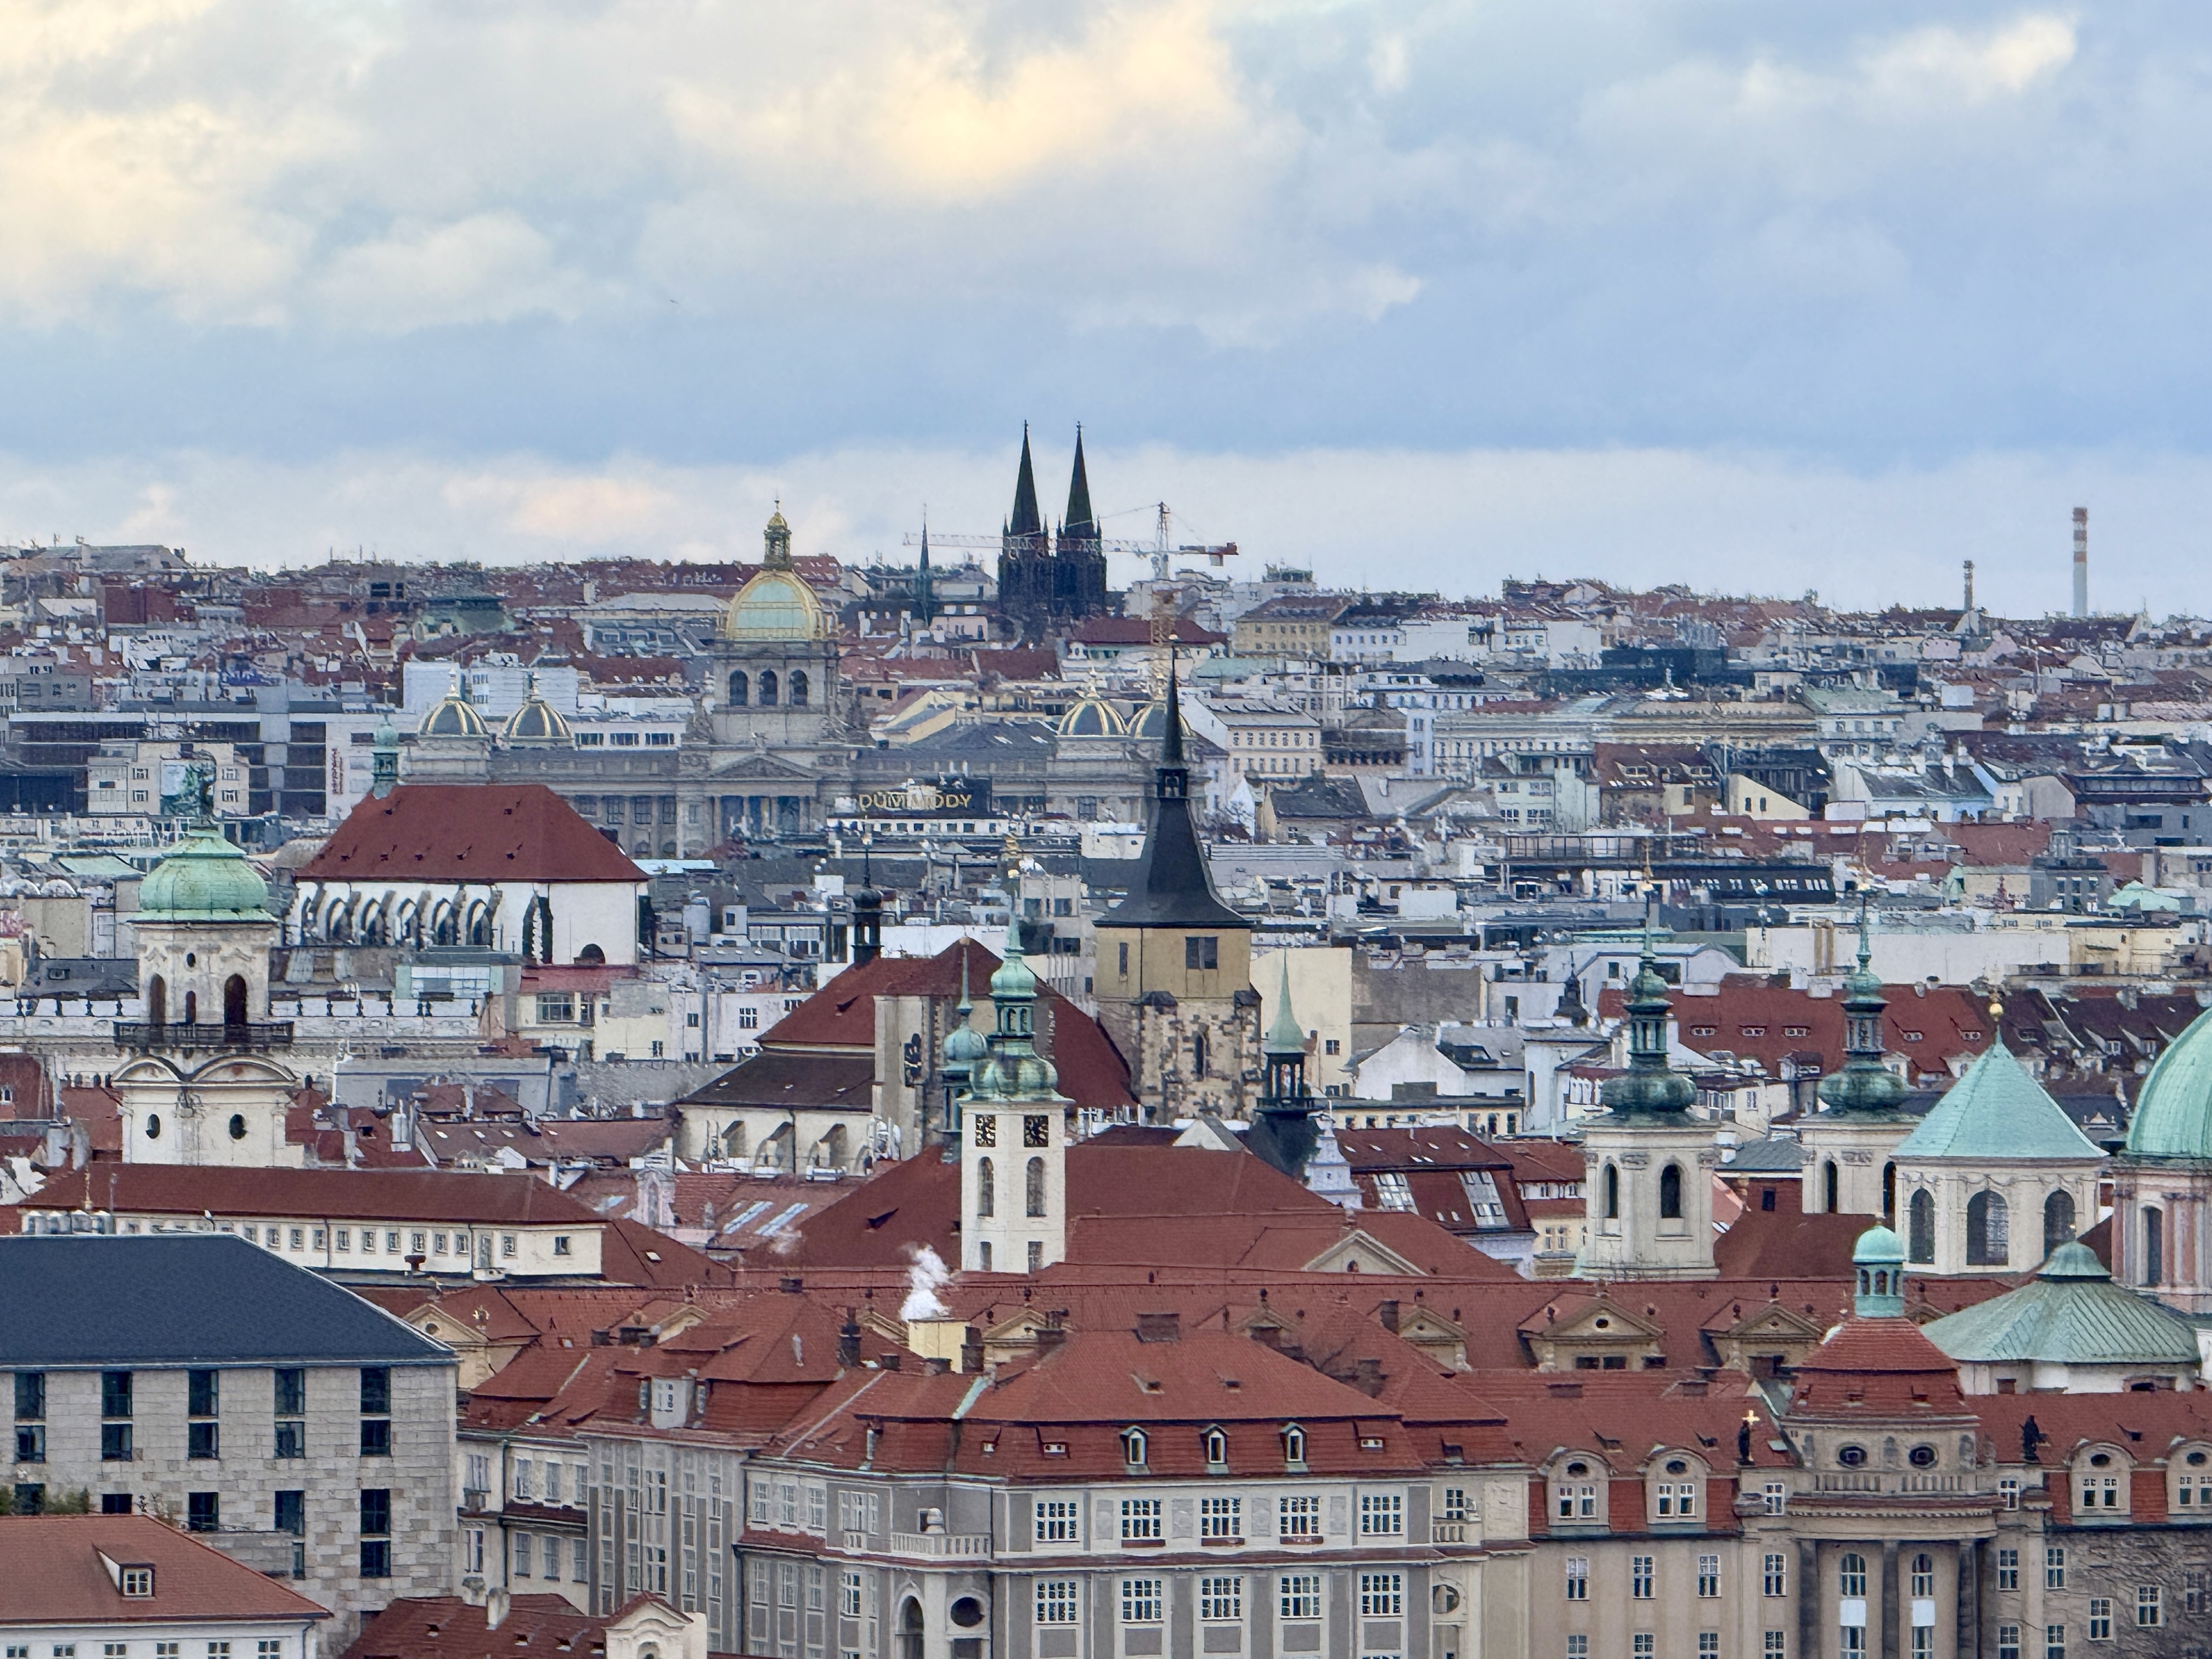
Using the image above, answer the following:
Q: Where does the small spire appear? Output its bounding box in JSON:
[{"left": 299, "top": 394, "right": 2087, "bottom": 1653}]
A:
[{"left": 1161, "top": 651, "right": 1185, "bottom": 767}]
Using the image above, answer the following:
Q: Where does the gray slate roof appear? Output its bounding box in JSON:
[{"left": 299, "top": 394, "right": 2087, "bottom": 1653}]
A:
[{"left": 0, "top": 1234, "right": 453, "bottom": 1368}]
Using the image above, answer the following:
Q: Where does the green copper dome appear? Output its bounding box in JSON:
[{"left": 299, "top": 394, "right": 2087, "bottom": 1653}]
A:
[
  {"left": 2123, "top": 1003, "right": 2212, "bottom": 1160},
  {"left": 138, "top": 822, "right": 270, "bottom": 921}
]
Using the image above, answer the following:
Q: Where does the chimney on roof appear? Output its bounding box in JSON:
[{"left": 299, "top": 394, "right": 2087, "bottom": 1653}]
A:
[
  {"left": 961, "top": 1327, "right": 985, "bottom": 1374},
  {"left": 923, "top": 1356, "right": 951, "bottom": 1375},
  {"left": 838, "top": 1311, "right": 861, "bottom": 1369},
  {"left": 1353, "top": 1357, "right": 1384, "bottom": 1397},
  {"left": 878, "top": 1351, "right": 902, "bottom": 1372},
  {"left": 1377, "top": 1299, "right": 1401, "bottom": 1333},
  {"left": 485, "top": 1588, "right": 511, "bottom": 1632},
  {"left": 1135, "top": 1311, "right": 1181, "bottom": 1344}
]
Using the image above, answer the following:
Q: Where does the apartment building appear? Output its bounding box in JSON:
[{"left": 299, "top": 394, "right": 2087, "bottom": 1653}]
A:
[{"left": 0, "top": 1233, "right": 456, "bottom": 1638}]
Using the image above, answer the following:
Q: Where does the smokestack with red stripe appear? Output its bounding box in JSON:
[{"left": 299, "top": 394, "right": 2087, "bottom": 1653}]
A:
[{"left": 2072, "top": 506, "right": 2089, "bottom": 619}]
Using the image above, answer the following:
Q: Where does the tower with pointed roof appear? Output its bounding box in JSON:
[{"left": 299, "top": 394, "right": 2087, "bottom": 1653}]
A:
[
  {"left": 958, "top": 921, "right": 1072, "bottom": 1273},
  {"left": 1091, "top": 672, "right": 1261, "bottom": 1121},
  {"left": 1053, "top": 424, "right": 1108, "bottom": 620},
  {"left": 1891, "top": 1030, "right": 2104, "bottom": 1276},
  {"left": 1801, "top": 906, "right": 1913, "bottom": 1220},
  {"left": 2108, "top": 997, "right": 2212, "bottom": 1311},
  {"left": 1245, "top": 955, "right": 1319, "bottom": 1179},
  {"left": 996, "top": 424, "right": 1108, "bottom": 639},
  {"left": 1576, "top": 919, "right": 1719, "bottom": 1279}
]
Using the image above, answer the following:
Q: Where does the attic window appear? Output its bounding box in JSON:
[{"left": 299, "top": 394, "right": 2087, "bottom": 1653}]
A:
[
  {"left": 119, "top": 1565, "right": 154, "bottom": 1597},
  {"left": 1043, "top": 1441, "right": 1068, "bottom": 1456},
  {"left": 1359, "top": 1435, "right": 1385, "bottom": 1451}
]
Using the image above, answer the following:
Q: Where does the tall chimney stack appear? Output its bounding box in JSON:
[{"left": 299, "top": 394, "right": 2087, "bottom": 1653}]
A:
[
  {"left": 2072, "top": 507, "right": 2089, "bottom": 619},
  {"left": 1962, "top": 558, "right": 1974, "bottom": 613}
]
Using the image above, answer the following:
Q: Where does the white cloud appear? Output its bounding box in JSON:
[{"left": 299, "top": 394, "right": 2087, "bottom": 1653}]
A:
[
  {"left": 1, "top": 441, "right": 2203, "bottom": 620},
  {"left": 314, "top": 214, "right": 588, "bottom": 331}
]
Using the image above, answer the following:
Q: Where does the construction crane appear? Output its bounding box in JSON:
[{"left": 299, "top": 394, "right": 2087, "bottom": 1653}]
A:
[{"left": 898, "top": 502, "right": 1237, "bottom": 582}]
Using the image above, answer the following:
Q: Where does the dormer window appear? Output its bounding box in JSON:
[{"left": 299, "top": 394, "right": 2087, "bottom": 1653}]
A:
[
  {"left": 1653, "top": 1458, "right": 1700, "bottom": 1519},
  {"left": 1553, "top": 1459, "right": 1599, "bottom": 1521},
  {"left": 1203, "top": 1428, "right": 1228, "bottom": 1469},
  {"left": 119, "top": 1565, "right": 153, "bottom": 1598},
  {"left": 1282, "top": 1425, "right": 1306, "bottom": 1468},
  {"left": 1121, "top": 1428, "right": 1148, "bottom": 1469}
]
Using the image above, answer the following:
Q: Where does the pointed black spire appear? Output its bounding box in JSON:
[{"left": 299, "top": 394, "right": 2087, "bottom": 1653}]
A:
[
  {"left": 1100, "top": 654, "right": 1245, "bottom": 932},
  {"left": 1009, "top": 423, "right": 1043, "bottom": 539},
  {"left": 1065, "top": 424, "right": 1096, "bottom": 536}
]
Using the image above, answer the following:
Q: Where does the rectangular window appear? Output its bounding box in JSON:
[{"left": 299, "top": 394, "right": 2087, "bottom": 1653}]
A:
[
  {"left": 274, "top": 1420, "right": 304, "bottom": 1459},
  {"left": 14, "top": 1372, "right": 43, "bottom": 1422},
  {"left": 360, "top": 1418, "right": 391, "bottom": 1457},
  {"left": 1199, "top": 1576, "right": 1242, "bottom": 1622},
  {"left": 102, "top": 1372, "right": 132, "bottom": 1419},
  {"left": 1184, "top": 935, "right": 1219, "bottom": 971},
  {"left": 1763, "top": 1480, "right": 1786, "bottom": 1514},
  {"left": 274, "top": 1369, "right": 305, "bottom": 1416},
  {"left": 359, "top": 1368, "right": 390, "bottom": 1414},
  {"left": 1120, "top": 1498, "right": 1162, "bottom": 1542},
  {"left": 100, "top": 1423, "right": 132, "bottom": 1462},
  {"left": 1565, "top": 1557, "right": 1588, "bottom": 1601},
  {"left": 2047, "top": 1626, "right": 2066, "bottom": 1659},
  {"left": 1632, "top": 1556, "right": 1654, "bottom": 1599},
  {"left": 1280, "top": 1575, "right": 1322, "bottom": 1620},
  {"left": 1358, "top": 1572, "right": 1402, "bottom": 1617},
  {"left": 1701, "top": 1637, "right": 1721, "bottom": 1659},
  {"left": 1765, "top": 1637, "right": 1787, "bottom": 1659},
  {"left": 514, "top": 1533, "right": 533, "bottom": 1577},
  {"left": 186, "top": 1491, "right": 218, "bottom": 1533},
  {"left": 1764, "top": 1554, "right": 1787, "bottom": 1597},
  {"left": 1635, "top": 1638, "right": 1655, "bottom": 1659},
  {"left": 188, "top": 1370, "right": 218, "bottom": 1418},
  {"left": 1035, "top": 1498, "right": 1080, "bottom": 1543},
  {"left": 1035, "top": 1581, "right": 1079, "bottom": 1625},
  {"left": 2047, "top": 1548, "right": 2067, "bottom": 1590},
  {"left": 2137, "top": 1587, "right": 2163, "bottom": 1627},
  {"left": 1999, "top": 1549, "right": 2019, "bottom": 1591},
  {"left": 188, "top": 1421, "right": 218, "bottom": 1459},
  {"left": 1279, "top": 1494, "right": 1321, "bottom": 1538},
  {"left": 1200, "top": 1495, "right": 1242, "bottom": 1539},
  {"left": 1358, "top": 1492, "right": 1403, "bottom": 1536},
  {"left": 1999, "top": 1629, "right": 2020, "bottom": 1659},
  {"left": 1121, "top": 1578, "right": 1164, "bottom": 1624},
  {"left": 2086, "top": 1601, "right": 2111, "bottom": 1641},
  {"left": 1699, "top": 1554, "right": 1720, "bottom": 1598},
  {"left": 1568, "top": 1639, "right": 1589, "bottom": 1659},
  {"left": 274, "top": 1491, "right": 304, "bottom": 1536},
  {"left": 360, "top": 1489, "right": 392, "bottom": 1578}
]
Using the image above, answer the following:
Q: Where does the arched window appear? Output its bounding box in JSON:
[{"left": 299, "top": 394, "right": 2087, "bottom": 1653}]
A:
[
  {"left": 789, "top": 670, "right": 809, "bottom": 708},
  {"left": 1908, "top": 1189, "right": 1934, "bottom": 1263},
  {"left": 2145, "top": 1206, "right": 2165, "bottom": 1286},
  {"left": 1966, "top": 1190, "right": 2009, "bottom": 1266},
  {"left": 182, "top": 990, "right": 197, "bottom": 1024},
  {"left": 1839, "top": 1553, "right": 1867, "bottom": 1598},
  {"left": 1282, "top": 1425, "right": 1306, "bottom": 1465},
  {"left": 2044, "top": 1189, "right": 2077, "bottom": 1259},
  {"left": 223, "top": 974, "right": 247, "bottom": 1029},
  {"left": 758, "top": 670, "right": 778, "bottom": 707},
  {"left": 975, "top": 1158, "right": 995, "bottom": 1218},
  {"left": 897, "top": 1597, "right": 924, "bottom": 1659},
  {"left": 1203, "top": 1427, "right": 1227, "bottom": 1466},
  {"left": 1121, "top": 1428, "right": 1147, "bottom": 1467},
  {"left": 1603, "top": 1163, "right": 1620, "bottom": 1220},
  {"left": 727, "top": 672, "right": 748, "bottom": 706},
  {"left": 1025, "top": 1156, "right": 1046, "bottom": 1218},
  {"left": 1659, "top": 1162, "right": 1683, "bottom": 1220},
  {"left": 146, "top": 974, "right": 166, "bottom": 1026},
  {"left": 1823, "top": 1160, "right": 1838, "bottom": 1213},
  {"left": 1911, "top": 1554, "right": 1934, "bottom": 1596},
  {"left": 1191, "top": 1032, "right": 1209, "bottom": 1077},
  {"left": 1882, "top": 1161, "right": 1896, "bottom": 1224}
]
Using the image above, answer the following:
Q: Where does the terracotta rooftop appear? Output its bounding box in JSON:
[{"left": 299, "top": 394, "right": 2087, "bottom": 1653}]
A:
[
  {"left": 296, "top": 783, "right": 646, "bottom": 884},
  {"left": 0, "top": 1514, "right": 332, "bottom": 1626}
]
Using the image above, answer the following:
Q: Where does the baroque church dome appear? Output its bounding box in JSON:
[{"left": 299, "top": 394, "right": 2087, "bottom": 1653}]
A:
[
  {"left": 723, "top": 503, "right": 829, "bottom": 642},
  {"left": 419, "top": 673, "right": 489, "bottom": 739},
  {"left": 1057, "top": 692, "right": 1125, "bottom": 738},
  {"left": 139, "top": 822, "right": 271, "bottom": 921},
  {"left": 2124, "top": 1006, "right": 2212, "bottom": 1159},
  {"left": 502, "top": 676, "right": 574, "bottom": 746}
]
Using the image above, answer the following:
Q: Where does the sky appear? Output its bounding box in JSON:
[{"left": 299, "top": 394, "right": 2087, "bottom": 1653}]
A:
[{"left": 1, "top": 0, "right": 2209, "bottom": 612}]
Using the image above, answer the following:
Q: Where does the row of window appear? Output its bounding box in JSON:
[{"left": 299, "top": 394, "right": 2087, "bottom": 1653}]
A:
[
  {"left": 243, "top": 1222, "right": 567, "bottom": 1259},
  {"left": 1563, "top": 1638, "right": 1745, "bottom": 1658},
  {"left": 13, "top": 1370, "right": 388, "bottom": 1463},
  {"left": 507, "top": 1530, "right": 589, "bottom": 1582},
  {"left": 3, "top": 1645, "right": 286, "bottom": 1658},
  {"left": 1034, "top": 1573, "right": 1400, "bottom": 1625}
]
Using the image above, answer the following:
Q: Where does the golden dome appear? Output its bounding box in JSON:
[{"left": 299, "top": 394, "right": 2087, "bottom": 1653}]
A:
[{"left": 723, "top": 568, "right": 827, "bottom": 642}]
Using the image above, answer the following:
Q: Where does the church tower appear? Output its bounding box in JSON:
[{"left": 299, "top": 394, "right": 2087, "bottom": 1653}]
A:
[
  {"left": 117, "top": 800, "right": 301, "bottom": 1169},
  {"left": 1091, "top": 673, "right": 1259, "bottom": 1120},
  {"left": 997, "top": 425, "right": 1052, "bottom": 639},
  {"left": 1799, "top": 907, "right": 1912, "bottom": 1219},
  {"left": 1577, "top": 924, "right": 1719, "bottom": 1279},
  {"left": 1054, "top": 424, "right": 1108, "bottom": 620},
  {"left": 1245, "top": 954, "right": 1319, "bottom": 1180},
  {"left": 958, "top": 922, "right": 1070, "bottom": 1274}
]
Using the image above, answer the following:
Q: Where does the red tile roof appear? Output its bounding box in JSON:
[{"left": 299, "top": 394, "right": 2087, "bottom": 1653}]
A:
[
  {"left": 0, "top": 1514, "right": 331, "bottom": 1624},
  {"left": 341, "top": 1593, "right": 682, "bottom": 1659},
  {"left": 296, "top": 783, "right": 645, "bottom": 884},
  {"left": 27, "top": 1165, "right": 602, "bottom": 1225}
]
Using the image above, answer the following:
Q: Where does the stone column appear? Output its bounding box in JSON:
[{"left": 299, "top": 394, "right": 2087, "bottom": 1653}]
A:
[
  {"left": 1798, "top": 1540, "right": 1819, "bottom": 1659},
  {"left": 1882, "top": 1539, "right": 1901, "bottom": 1659},
  {"left": 1959, "top": 1538, "right": 1982, "bottom": 1659}
]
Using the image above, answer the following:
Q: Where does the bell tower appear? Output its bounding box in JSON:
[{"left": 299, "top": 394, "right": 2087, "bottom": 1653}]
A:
[
  {"left": 958, "top": 922, "right": 1070, "bottom": 1274},
  {"left": 1801, "top": 905, "right": 1911, "bottom": 1219},
  {"left": 1577, "top": 921, "right": 1718, "bottom": 1279}
]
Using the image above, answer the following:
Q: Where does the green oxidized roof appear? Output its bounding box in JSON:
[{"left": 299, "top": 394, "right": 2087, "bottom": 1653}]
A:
[
  {"left": 1265, "top": 955, "right": 1305, "bottom": 1056},
  {"left": 1921, "top": 1240, "right": 2202, "bottom": 1366},
  {"left": 138, "top": 822, "right": 271, "bottom": 922},
  {"left": 1891, "top": 1043, "right": 2102, "bottom": 1163},
  {"left": 2124, "top": 1003, "right": 2212, "bottom": 1160},
  {"left": 1852, "top": 1224, "right": 1904, "bottom": 1266}
]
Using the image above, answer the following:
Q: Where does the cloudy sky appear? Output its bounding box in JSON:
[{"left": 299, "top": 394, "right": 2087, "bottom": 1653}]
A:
[{"left": 0, "top": 1, "right": 2206, "bottom": 610}]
